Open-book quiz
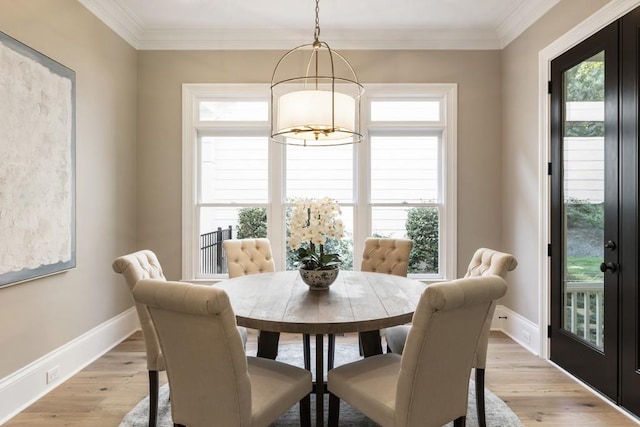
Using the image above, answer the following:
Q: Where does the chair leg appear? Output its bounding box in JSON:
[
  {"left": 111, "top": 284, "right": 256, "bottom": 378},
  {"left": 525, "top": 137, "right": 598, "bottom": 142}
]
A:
[
  {"left": 328, "top": 392, "right": 340, "bottom": 427},
  {"left": 299, "top": 393, "right": 311, "bottom": 427},
  {"left": 257, "top": 330, "right": 280, "bottom": 359},
  {"left": 476, "top": 368, "right": 486, "bottom": 427},
  {"left": 328, "top": 334, "right": 335, "bottom": 370},
  {"left": 453, "top": 415, "right": 466, "bottom": 427},
  {"left": 303, "top": 333, "right": 311, "bottom": 370},
  {"left": 148, "top": 370, "right": 159, "bottom": 427},
  {"left": 359, "top": 330, "right": 383, "bottom": 357}
]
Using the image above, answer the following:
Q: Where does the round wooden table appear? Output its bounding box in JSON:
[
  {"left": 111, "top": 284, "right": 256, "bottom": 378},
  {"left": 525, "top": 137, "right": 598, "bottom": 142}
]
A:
[{"left": 216, "top": 270, "right": 426, "bottom": 426}]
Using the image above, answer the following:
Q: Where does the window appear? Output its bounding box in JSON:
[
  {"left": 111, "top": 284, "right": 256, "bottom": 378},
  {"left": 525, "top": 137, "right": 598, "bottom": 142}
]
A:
[{"left": 183, "top": 84, "right": 457, "bottom": 281}]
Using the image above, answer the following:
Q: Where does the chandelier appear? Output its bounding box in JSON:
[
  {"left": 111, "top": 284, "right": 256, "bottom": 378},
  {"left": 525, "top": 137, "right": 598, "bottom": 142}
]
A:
[{"left": 270, "top": 0, "right": 364, "bottom": 147}]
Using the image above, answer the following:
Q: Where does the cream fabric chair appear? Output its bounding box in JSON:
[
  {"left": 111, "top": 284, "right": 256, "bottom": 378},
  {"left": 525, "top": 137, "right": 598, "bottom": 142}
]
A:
[
  {"left": 132, "top": 279, "right": 312, "bottom": 427},
  {"left": 223, "top": 238, "right": 313, "bottom": 367},
  {"left": 327, "top": 275, "right": 508, "bottom": 427},
  {"left": 385, "top": 247, "right": 518, "bottom": 427},
  {"left": 358, "top": 238, "right": 413, "bottom": 355},
  {"left": 361, "top": 237, "right": 413, "bottom": 277},
  {"left": 112, "top": 250, "right": 167, "bottom": 427},
  {"left": 224, "top": 238, "right": 276, "bottom": 278},
  {"left": 112, "top": 250, "right": 248, "bottom": 427}
]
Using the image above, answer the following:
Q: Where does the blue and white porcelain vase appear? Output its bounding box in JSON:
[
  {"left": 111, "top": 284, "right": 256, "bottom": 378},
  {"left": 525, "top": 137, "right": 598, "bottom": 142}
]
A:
[{"left": 299, "top": 267, "right": 339, "bottom": 290}]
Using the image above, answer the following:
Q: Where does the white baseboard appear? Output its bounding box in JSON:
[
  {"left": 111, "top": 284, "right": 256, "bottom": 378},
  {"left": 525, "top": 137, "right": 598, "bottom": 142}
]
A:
[
  {"left": 491, "top": 304, "right": 540, "bottom": 356},
  {"left": 0, "top": 308, "right": 139, "bottom": 425}
]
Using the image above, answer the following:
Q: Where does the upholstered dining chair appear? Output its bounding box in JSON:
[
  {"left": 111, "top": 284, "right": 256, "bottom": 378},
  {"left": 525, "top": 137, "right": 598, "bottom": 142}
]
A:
[
  {"left": 358, "top": 237, "right": 413, "bottom": 355},
  {"left": 132, "top": 278, "right": 312, "bottom": 427},
  {"left": 385, "top": 247, "right": 518, "bottom": 427},
  {"left": 327, "top": 275, "right": 508, "bottom": 427},
  {"left": 112, "top": 250, "right": 167, "bottom": 427},
  {"left": 112, "top": 250, "right": 248, "bottom": 427},
  {"left": 223, "top": 238, "right": 312, "bottom": 368}
]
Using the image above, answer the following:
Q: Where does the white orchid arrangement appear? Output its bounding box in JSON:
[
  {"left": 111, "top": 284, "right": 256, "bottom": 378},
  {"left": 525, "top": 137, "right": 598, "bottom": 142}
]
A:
[{"left": 289, "top": 197, "right": 345, "bottom": 270}]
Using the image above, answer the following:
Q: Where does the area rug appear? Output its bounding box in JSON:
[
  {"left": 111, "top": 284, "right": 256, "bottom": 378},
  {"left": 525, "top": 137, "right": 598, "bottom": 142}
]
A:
[{"left": 120, "top": 344, "right": 523, "bottom": 426}]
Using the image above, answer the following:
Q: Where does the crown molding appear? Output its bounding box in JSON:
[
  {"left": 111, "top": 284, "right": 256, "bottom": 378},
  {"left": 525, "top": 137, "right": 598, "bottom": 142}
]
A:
[
  {"left": 496, "top": 0, "right": 561, "bottom": 48},
  {"left": 137, "top": 28, "right": 501, "bottom": 50},
  {"left": 78, "top": 0, "right": 549, "bottom": 51},
  {"left": 78, "top": 0, "right": 143, "bottom": 48}
]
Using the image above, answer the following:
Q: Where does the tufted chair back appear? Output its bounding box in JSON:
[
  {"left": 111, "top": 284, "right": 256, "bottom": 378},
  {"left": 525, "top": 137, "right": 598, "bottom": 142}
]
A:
[
  {"left": 133, "top": 279, "right": 312, "bottom": 427},
  {"left": 383, "top": 247, "right": 517, "bottom": 427},
  {"left": 223, "top": 238, "right": 276, "bottom": 278},
  {"left": 112, "top": 250, "right": 166, "bottom": 371},
  {"left": 463, "top": 248, "right": 517, "bottom": 369},
  {"left": 395, "top": 276, "right": 508, "bottom": 426},
  {"left": 464, "top": 247, "right": 519, "bottom": 280},
  {"left": 327, "top": 276, "right": 508, "bottom": 427},
  {"left": 361, "top": 238, "right": 413, "bottom": 277}
]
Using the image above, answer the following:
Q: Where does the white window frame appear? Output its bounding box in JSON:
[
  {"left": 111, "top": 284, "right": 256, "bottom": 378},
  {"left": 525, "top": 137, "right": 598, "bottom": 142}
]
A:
[
  {"left": 358, "top": 84, "right": 457, "bottom": 281},
  {"left": 182, "top": 83, "right": 457, "bottom": 282}
]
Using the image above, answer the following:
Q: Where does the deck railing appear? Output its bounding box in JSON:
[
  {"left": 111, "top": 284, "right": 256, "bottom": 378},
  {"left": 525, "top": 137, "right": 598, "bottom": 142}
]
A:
[
  {"left": 564, "top": 281, "right": 604, "bottom": 348},
  {"left": 200, "top": 226, "right": 233, "bottom": 275}
]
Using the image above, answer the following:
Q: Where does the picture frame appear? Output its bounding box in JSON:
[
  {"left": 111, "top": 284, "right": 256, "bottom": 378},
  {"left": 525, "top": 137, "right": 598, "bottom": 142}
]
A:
[{"left": 0, "top": 31, "right": 76, "bottom": 287}]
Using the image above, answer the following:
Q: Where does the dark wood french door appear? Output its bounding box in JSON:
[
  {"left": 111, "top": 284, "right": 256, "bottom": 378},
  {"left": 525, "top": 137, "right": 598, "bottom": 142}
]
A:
[
  {"left": 550, "top": 8, "right": 640, "bottom": 417},
  {"left": 619, "top": 6, "right": 640, "bottom": 417},
  {"left": 550, "top": 19, "right": 619, "bottom": 401}
]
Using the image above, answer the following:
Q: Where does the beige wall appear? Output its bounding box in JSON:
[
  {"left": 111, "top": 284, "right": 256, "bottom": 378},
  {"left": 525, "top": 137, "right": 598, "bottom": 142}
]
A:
[
  {"left": 0, "top": 1, "right": 138, "bottom": 377},
  {"left": 501, "top": 0, "right": 611, "bottom": 322},
  {"left": 137, "top": 49, "right": 504, "bottom": 280}
]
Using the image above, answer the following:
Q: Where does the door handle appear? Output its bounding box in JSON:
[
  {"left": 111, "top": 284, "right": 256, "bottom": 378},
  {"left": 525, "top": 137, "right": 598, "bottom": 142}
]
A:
[
  {"left": 604, "top": 240, "right": 617, "bottom": 250},
  {"left": 600, "top": 262, "right": 618, "bottom": 273}
]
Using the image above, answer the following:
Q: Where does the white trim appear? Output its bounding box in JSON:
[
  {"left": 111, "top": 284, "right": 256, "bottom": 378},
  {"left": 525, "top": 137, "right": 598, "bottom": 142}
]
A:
[
  {"left": 136, "top": 28, "right": 501, "bottom": 51},
  {"left": 497, "top": 0, "right": 561, "bottom": 48},
  {"left": 78, "top": 0, "right": 143, "bottom": 49},
  {"left": 361, "top": 84, "right": 458, "bottom": 280},
  {"left": 78, "top": 0, "right": 557, "bottom": 51},
  {"left": 0, "top": 308, "right": 138, "bottom": 425},
  {"left": 492, "top": 304, "right": 540, "bottom": 356},
  {"left": 182, "top": 83, "right": 457, "bottom": 281},
  {"left": 537, "top": 0, "right": 640, "bottom": 359},
  {"left": 182, "top": 84, "right": 197, "bottom": 281},
  {"left": 444, "top": 85, "right": 458, "bottom": 281}
]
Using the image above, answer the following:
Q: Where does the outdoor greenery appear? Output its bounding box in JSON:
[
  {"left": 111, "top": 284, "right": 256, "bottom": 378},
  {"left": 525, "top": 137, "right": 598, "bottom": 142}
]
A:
[
  {"left": 565, "top": 60, "right": 604, "bottom": 102},
  {"left": 233, "top": 206, "right": 439, "bottom": 274},
  {"left": 236, "top": 207, "right": 267, "bottom": 239},
  {"left": 566, "top": 256, "right": 602, "bottom": 282},
  {"left": 405, "top": 207, "right": 439, "bottom": 274},
  {"left": 234, "top": 206, "right": 354, "bottom": 271},
  {"left": 565, "top": 198, "right": 604, "bottom": 229},
  {"left": 565, "top": 198, "right": 603, "bottom": 282},
  {"left": 564, "top": 59, "right": 604, "bottom": 137}
]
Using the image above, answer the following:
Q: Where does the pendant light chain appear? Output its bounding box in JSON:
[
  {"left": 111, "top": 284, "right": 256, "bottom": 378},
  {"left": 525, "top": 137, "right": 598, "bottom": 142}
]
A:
[{"left": 313, "top": 0, "right": 321, "bottom": 44}]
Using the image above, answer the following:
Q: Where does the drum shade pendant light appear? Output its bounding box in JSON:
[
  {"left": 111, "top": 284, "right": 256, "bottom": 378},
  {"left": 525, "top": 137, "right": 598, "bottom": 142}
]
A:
[{"left": 270, "top": 0, "right": 364, "bottom": 146}]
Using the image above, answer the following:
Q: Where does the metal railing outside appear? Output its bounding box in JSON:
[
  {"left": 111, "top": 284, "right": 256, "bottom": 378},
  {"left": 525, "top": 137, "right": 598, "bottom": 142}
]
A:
[{"left": 200, "top": 226, "right": 233, "bottom": 275}]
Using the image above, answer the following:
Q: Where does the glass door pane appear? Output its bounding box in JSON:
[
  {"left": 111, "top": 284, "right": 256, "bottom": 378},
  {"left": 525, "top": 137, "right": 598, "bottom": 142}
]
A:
[{"left": 562, "top": 52, "right": 605, "bottom": 349}]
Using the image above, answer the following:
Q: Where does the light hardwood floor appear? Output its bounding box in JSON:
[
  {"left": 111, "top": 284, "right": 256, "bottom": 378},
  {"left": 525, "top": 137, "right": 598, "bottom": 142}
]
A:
[{"left": 4, "top": 331, "right": 638, "bottom": 426}]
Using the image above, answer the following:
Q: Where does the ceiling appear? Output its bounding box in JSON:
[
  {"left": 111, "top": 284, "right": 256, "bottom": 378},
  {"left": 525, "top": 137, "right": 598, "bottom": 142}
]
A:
[{"left": 78, "top": 0, "right": 560, "bottom": 50}]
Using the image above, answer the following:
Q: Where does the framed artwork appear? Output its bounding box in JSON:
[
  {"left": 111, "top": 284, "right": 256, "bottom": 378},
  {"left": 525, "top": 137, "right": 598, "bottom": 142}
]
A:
[{"left": 0, "top": 31, "right": 76, "bottom": 287}]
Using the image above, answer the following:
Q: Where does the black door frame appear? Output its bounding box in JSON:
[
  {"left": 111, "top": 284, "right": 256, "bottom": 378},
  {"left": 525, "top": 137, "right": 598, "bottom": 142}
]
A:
[
  {"left": 619, "top": 6, "right": 640, "bottom": 416},
  {"left": 549, "top": 20, "right": 619, "bottom": 401}
]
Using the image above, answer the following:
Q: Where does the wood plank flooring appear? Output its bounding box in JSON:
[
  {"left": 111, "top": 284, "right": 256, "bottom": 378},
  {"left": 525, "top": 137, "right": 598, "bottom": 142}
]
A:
[{"left": 4, "top": 331, "right": 638, "bottom": 426}]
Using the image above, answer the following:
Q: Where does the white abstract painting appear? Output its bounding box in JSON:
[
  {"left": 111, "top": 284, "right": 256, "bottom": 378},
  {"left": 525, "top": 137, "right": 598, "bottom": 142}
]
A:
[{"left": 0, "top": 32, "right": 75, "bottom": 287}]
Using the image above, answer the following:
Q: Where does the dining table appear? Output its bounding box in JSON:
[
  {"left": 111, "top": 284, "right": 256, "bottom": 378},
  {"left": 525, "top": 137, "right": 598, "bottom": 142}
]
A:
[{"left": 216, "top": 269, "right": 427, "bottom": 426}]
